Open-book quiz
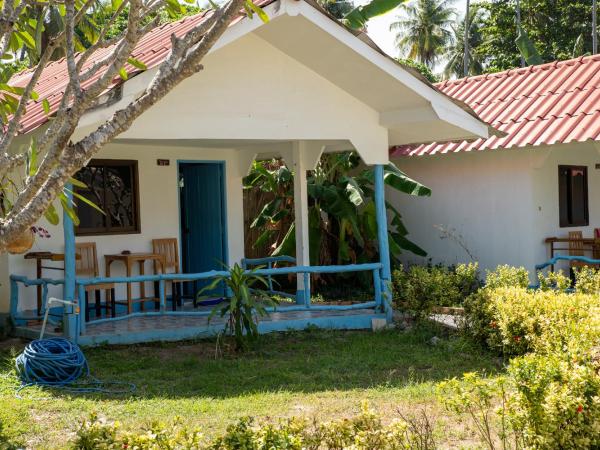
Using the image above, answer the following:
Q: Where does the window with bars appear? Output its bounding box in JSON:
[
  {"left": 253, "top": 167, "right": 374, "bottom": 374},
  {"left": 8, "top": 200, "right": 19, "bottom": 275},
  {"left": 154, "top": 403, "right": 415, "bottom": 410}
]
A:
[{"left": 74, "top": 159, "right": 140, "bottom": 235}]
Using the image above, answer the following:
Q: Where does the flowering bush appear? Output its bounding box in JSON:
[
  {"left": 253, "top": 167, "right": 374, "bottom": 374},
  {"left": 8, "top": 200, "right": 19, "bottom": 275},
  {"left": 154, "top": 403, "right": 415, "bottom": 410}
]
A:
[{"left": 392, "top": 262, "right": 480, "bottom": 320}]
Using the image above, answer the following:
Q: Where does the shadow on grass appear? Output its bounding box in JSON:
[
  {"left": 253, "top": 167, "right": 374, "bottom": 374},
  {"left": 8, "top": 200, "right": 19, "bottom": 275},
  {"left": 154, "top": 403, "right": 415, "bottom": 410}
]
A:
[{"left": 41, "top": 325, "right": 502, "bottom": 400}]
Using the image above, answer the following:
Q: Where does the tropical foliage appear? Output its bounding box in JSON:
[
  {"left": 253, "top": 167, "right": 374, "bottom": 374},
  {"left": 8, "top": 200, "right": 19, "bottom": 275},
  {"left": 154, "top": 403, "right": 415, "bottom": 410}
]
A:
[
  {"left": 390, "top": 0, "right": 455, "bottom": 66},
  {"left": 244, "top": 153, "right": 430, "bottom": 279},
  {"left": 397, "top": 57, "right": 439, "bottom": 82},
  {"left": 476, "top": 0, "right": 595, "bottom": 73},
  {"left": 318, "top": 0, "right": 355, "bottom": 19},
  {"left": 199, "top": 263, "right": 277, "bottom": 351},
  {"left": 443, "top": 5, "right": 484, "bottom": 78}
]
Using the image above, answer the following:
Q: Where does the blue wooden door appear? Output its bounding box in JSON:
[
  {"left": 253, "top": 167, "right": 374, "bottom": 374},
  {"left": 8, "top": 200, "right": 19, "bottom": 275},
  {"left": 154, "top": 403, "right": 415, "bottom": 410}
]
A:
[{"left": 179, "top": 163, "right": 227, "bottom": 297}]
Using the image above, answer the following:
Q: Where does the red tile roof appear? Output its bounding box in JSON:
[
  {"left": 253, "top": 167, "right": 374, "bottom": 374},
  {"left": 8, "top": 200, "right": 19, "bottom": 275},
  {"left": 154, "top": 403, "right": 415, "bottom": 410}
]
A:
[
  {"left": 7, "top": 0, "right": 275, "bottom": 134},
  {"left": 391, "top": 55, "right": 600, "bottom": 157}
]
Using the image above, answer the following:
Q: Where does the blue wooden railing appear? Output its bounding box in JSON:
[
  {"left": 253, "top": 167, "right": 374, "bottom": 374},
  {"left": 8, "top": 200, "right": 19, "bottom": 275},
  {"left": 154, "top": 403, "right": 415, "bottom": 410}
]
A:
[
  {"left": 10, "top": 274, "right": 65, "bottom": 323},
  {"left": 11, "top": 262, "right": 387, "bottom": 338},
  {"left": 535, "top": 255, "right": 600, "bottom": 271},
  {"left": 527, "top": 255, "right": 600, "bottom": 290},
  {"left": 241, "top": 255, "right": 297, "bottom": 299}
]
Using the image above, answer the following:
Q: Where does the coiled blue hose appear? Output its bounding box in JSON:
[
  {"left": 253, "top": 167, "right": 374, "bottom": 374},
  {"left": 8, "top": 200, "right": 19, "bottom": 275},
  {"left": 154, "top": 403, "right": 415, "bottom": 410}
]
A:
[
  {"left": 15, "top": 337, "right": 135, "bottom": 397},
  {"left": 16, "top": 338, "right": 89, "bottom": 386}
]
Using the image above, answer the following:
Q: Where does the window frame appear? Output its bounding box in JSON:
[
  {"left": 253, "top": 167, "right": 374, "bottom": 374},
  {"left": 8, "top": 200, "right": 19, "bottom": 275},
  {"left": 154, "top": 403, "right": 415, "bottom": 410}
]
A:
[
  {"left": 558, "top": 164, "right": 589, "bottom": 228},
  {"left": 74, "top": 159, "right": 141, "bottom": 236}
]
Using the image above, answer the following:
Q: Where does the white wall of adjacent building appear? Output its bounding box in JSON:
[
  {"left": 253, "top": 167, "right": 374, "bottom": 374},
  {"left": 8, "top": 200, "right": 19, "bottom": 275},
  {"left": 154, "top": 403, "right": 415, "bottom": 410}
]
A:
[{"left": 389, "top": 141, "right": 600, "bottom": 278}]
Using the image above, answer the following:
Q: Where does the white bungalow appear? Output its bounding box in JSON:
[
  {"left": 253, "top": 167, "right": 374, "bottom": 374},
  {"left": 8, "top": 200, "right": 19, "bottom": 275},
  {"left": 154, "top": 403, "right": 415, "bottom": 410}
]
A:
[
  {"left": 390, "top": 56, "right": 600, "bottom": 276},
  {"left": 3, "top": 0, "right": 489, "bottom": 345}
]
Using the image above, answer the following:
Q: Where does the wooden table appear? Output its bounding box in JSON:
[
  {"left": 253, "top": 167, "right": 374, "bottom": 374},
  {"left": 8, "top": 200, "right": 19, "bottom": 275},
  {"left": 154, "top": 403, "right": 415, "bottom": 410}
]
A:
[
  {"left": 24, "top": 251, "right": 80, "bottom": 315},
  {"left": 104, "top": 253, "right": 166, "bottom": 314}
]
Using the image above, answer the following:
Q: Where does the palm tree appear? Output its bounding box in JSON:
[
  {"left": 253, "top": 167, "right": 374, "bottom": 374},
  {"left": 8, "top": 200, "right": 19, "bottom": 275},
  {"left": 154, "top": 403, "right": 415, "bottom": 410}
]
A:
[
  {"left": 389, "top": 0, "right": 455, "bottom": 67},
  {"left": 443, "top": 5, "right": 483, "bottom": 79},
  {"left": 593, "top": 0, "right": 597, "bottom": 54}
]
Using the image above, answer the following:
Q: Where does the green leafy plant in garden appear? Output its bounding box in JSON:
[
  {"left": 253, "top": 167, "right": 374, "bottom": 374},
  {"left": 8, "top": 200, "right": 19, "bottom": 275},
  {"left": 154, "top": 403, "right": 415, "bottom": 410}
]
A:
[
  {"left": 198, "top": 264, "right": 278, "bottom": 351},
  {"left": 573, "top": 266, "right": 600, "bottom": 294},
  {"left": 438, "top": 373, "right": 517, "bottom": 449},
  {"left": 536, "top": 269, "right": 570, "bottom": 292},
  {"left": 488, "top": 287, "right": 600, "bottom": 357},
  {"left": 393, "top": 262, "right": 480, "bottom": 320},
  {"left": 74, "top": 404, "right": 437, "bottom": 449},
  {"left": 453, "top": 264, "right": 600, "bottom": 448},
  {"left": 245, "top": 154, "right": 430, "bottom": 275},
  {"left": 461, "top": 265, "right": 530, "bottom": 350}
]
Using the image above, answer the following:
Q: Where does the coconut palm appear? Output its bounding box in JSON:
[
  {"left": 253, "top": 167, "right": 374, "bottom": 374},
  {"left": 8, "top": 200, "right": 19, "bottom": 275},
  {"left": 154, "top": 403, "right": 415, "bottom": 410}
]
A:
[
  {"left": 443, "top": 5, "right": 483, "bottom": 79},
  {"left": 390, "top": 0, "right": 455, "bottom": 67}
]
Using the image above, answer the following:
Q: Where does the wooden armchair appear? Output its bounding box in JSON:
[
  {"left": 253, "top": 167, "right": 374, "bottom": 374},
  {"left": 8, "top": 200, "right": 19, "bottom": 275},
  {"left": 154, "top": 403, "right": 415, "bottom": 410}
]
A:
[
  {"left": 152, "top": 238, "right": 195, "bottom": 310},
  {"left": 75, "top": 242, "right": 116, "bottom": 321}
]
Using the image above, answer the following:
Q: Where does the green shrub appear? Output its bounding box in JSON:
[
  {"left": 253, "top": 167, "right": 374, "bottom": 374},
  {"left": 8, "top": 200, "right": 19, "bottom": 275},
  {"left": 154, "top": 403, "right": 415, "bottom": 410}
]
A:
[
  {"left": 73, "top": 405, "right": 436, "bottom": 449},
  {"left": 507, "top": 353, "right": 600, "bottom": 449},
  {"left": 461, "top": 265, "right": 529, "bottom": 350},
  {"left": 574, "top": 266, "right": 600, "bottom": 294},
  {"left": 448, "top": 265, "right": 600, "bottom": 448},
  {"left": 439, "top": 360, "right": 600, "bottom": 450},
  {"left": 537, "top": 269, "right": 571, "bottom": 292},
  {"left": 484, "top": 265, "right": 529, "bottom": 290},
  {"left": 393, "top": 262, "right": 480, "bottom": 319},
  {"left": 438, "top": 373, "right": 516, "bottom": 449},
  {"left": 491, "top": 287, "right": 600, "bottom": 357}
]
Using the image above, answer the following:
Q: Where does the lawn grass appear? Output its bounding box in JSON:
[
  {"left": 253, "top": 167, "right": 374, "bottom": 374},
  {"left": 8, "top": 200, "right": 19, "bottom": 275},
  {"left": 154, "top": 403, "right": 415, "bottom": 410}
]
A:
[{"left": 0, "top": 326, "right": 502, "bottom": 449}]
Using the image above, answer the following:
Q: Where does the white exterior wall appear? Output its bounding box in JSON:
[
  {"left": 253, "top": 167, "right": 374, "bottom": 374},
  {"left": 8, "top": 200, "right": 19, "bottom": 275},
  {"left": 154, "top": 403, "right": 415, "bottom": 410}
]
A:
[
  {"left": 6, "top": 143, "right": 245, "bottom": 312},
  {"left": 390, "top": 141, "right": 600, "bottom": 277}
]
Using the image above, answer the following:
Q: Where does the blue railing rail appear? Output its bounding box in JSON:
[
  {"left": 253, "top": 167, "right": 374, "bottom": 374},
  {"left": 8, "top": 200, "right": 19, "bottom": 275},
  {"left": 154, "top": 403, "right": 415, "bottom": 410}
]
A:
[
  {"left": 528, "top": 255, "right": 600, "bottom": 290},
  {"left": 11, "top": 262, "right": 386, "bottom": 338},
  {"left": 534, "top": 255, "right": 600, "bottom": 271},
  {"left": 241, "top": 255, "right": 297, "bottom": 298},
  {"left": 10, "top": 274, "right": 65, "bottom": 322},
  {"left": 75, "top": 262, "right": 385, "bottom": 334}
]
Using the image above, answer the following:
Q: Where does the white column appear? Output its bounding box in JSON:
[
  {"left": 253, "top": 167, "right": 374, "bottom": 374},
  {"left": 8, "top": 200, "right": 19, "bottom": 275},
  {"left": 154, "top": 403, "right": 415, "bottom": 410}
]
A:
[{"left": 292, "top": 142, "right": 310, "bottom": 304}]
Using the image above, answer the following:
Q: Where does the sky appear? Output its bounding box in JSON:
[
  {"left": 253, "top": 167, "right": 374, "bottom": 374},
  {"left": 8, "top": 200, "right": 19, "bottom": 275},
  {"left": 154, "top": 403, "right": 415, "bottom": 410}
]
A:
[{"left": 358, "top": 0, "right": 469, "bottom": 59}]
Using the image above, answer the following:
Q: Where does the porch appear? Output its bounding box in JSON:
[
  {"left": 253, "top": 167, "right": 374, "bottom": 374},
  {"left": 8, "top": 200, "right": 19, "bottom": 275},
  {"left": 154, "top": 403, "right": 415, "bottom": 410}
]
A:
[
  {"left": 9, "top": 143, "right": 394, "bottom": 345},
  {"left": 11, "top": 261, "right": 390, "bottom": 346}
]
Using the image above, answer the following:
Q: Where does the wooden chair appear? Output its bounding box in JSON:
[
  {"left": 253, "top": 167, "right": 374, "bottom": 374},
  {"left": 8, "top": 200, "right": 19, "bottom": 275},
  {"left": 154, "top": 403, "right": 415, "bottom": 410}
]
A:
[
  {"left": 152, "top": 238, "right": 195, "bottom": 310},
  {"left": 75, "top": 242, "right": 116, "bottom": 321},
  {"left": 568, "top": 231, "right": 586, "bottom": 270}
]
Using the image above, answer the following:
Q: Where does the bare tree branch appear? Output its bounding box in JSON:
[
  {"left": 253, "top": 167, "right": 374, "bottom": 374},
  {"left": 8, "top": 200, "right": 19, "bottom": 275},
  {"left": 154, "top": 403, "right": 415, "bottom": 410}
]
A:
[{"left": 0, "top": 0, "right": 248, "bottom": 250}]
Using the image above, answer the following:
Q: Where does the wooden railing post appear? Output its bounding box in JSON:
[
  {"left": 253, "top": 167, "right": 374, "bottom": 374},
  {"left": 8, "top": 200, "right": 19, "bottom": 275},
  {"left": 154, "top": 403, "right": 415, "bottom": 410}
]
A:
[
  {"left": 62, "top": 186, "right": 78, "bottom": 341},
  {"left": 374, "top": 165, "right": 393, "bottom": 321}
]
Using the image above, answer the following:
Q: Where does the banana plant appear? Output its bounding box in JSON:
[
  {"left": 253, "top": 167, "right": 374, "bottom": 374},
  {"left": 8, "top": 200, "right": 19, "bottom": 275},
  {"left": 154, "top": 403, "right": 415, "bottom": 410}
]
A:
[
  {"left": 244, "top": 153, "right": 430, "bottom": 277},
  {"left": 515, "top": 24, "right": 543, "bottom": 66},
  {"left": 343, "top": 0, "right": 409, "bottom": 29}
]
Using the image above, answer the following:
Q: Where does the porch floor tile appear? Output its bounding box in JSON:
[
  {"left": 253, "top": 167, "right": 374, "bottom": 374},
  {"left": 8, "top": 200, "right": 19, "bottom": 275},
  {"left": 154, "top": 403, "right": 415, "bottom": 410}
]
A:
[{"left": 83, "top": 308, "right": 377, "bottom": 336}]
